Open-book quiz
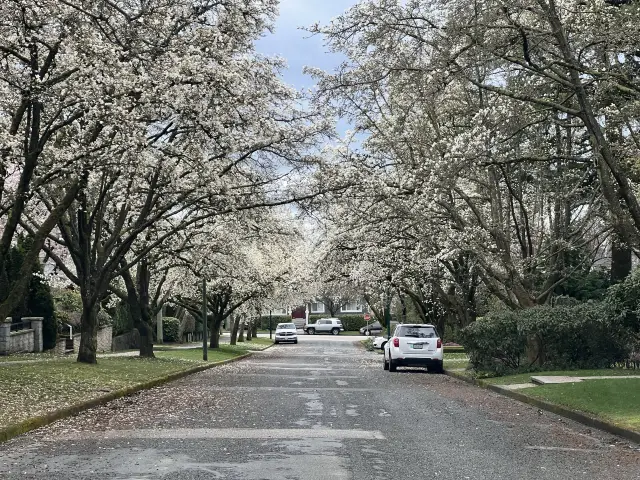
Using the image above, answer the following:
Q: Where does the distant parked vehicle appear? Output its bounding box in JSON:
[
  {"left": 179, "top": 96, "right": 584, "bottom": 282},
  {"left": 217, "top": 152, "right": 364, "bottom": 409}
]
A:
[
  {"left": 274, "top": 323, "right": 298, "bottom": 344},
  {"left": 304, "top": 318, "right": 344, "bottom": 335},
  {"left": 383, "top": 324, "right": 444, "bottom": 373},
  {"left": 372, "top": 336, "right": 387, "bottom": 350},
  {"left": 360, "top": 321, "right": 383, "bottom": 336}
]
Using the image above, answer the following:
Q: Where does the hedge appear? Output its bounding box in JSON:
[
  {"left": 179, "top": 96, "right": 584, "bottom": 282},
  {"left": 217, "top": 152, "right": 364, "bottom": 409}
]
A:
[
  {"left": 308, "top": 314, "right": 373, "bottom": 331},
  {"left": 258, "top": 315, "right": 291, "bottom": 330},
  {"left": 162, "top": 317, "right": 181, "bottom": 342},
  {"left": 461, "top": 303, "right": 630, "bottom": 375}
]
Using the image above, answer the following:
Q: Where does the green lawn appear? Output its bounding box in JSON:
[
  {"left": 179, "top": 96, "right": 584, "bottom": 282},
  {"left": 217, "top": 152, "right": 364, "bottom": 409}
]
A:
[
  {"left": 228, "top": 337, "right": 273, "bottom": 349},
  {"left": 0, "top": 356, "right": 239, "bottom": 430},
  {"left": 155, "top": 347, "right": 245, "bottom": 362},
  {"left": 483, "top": 369, "right": 639, "bottom": 385},
  {"left": 444, "top": 352, "right": 469, "bottom": 369},
  {"left": 525, "top": 379, "right": 640, "bottom": 431}
]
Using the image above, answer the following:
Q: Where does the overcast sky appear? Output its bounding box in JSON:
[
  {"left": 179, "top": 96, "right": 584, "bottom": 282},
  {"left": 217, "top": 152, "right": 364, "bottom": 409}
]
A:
[{"left": 256, "top": 0, "right": 356, "bottom": 89}]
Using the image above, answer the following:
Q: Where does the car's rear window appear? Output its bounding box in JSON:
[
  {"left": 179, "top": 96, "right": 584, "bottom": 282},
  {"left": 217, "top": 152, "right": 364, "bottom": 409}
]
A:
[
  {"left": 396, "top": 326, "right": 437, "bottom": 338},
  {"left": 276, "top": 324, "right": 295, "bottom": 329}
]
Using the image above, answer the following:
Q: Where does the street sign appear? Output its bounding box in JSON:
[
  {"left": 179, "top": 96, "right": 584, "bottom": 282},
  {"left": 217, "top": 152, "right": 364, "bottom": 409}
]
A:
[{"left": 363, "top": 313, "right": 371, "bottom": 321}]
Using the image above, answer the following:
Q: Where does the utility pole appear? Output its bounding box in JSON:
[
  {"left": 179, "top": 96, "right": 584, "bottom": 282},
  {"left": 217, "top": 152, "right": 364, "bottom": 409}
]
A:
[
  {"left": 385, "top": 291, "right": 391, "bottom": 343},
  {"left": 269, "top": 309, "right": 272, "bottom": 339},
  {"left": 202, "top": 278, "right": 208, "bottom": 361}
]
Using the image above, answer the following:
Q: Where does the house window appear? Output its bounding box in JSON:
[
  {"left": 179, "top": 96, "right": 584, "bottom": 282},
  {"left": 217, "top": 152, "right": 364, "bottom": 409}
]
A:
[
  {"left": 310, "top": 302, "right": 325, "bottom": 313},
  {"left": 341, "top": 301, "right": 362, "bottom": 313},
  {"left": 272, "top": 307, "right": 287, "bottom": 315}
]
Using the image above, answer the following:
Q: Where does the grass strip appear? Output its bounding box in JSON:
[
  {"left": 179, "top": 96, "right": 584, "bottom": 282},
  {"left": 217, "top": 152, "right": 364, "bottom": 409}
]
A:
[
  {"left": 525, "top": 379, "right": 640, "bottom": 432},
  {"left": 482, "top": 368, "right": 639, "bottom": 385},
  {"left": 0, "top": 354, "right": 244, "bottom": 432}
]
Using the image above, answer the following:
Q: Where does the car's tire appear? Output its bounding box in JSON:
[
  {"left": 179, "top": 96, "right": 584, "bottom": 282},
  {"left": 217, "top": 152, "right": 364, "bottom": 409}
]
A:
[
  {"left": 381, "top": 341, "right": 387, "bottom": 350},
  {"left": 365, "top": 330, "right": 371, "bottom": 336},
  {"left": 389, "top": 357, "right": 397, "bottom": 372},
  {"left": 274, "top": 340, "right": 279, "bottom": 344},
  {"left": 294, "top": 339, "right": 298, "bottom": 344},
  {"left": 383, "top": 356, "right": 389, "bottom": 370},
  {"left": 331, "top": 328, "right": 340, "bottom": 335},
  {"left": 431, "top": 361, "right": 444, "bottom": 374},
  {"left": 307, "top": 328, "right": 315, "bottom": 335}
]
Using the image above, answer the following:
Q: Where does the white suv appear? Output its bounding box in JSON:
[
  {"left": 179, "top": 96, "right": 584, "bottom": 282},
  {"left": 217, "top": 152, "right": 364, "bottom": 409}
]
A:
[
  {"left": 304, "top": 318, "right": 344, "bottom": 335},
  {"left": 274, "top": 323, "right": 298, "bottom": 344},
  {"left": 383, "top": 324, "right": 444, "bottom": 373}
]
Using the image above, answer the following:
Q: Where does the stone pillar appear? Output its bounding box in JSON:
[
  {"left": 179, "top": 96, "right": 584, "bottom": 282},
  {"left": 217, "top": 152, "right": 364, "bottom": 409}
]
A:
[
  {"left": 24, "top": 317, "right": 44, "bottom": 352},
  {"left": 0, "top": 318, "right": 11, "bottom": 355}
]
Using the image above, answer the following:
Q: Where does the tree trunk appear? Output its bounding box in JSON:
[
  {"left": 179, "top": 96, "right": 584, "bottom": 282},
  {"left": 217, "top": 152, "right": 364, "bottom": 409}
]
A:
[
  {"left": 246, "top": 319, "right": 252, "bottom": 341},
  {"left": 230, "top": 315, "right": 240, "bottom": 345},
  {"left": 237, "top": 316, "right": 245, "bottom": 342},
  {"left": 138, "top": 321, "right": 155, "bottom": 357},
  {"left": 209, "top": 314, "right": 222, "bottom": 349},
  {"left": 252, "top": 321, "right": 258, "bottom": 338},
  {"left": 77, "top": 300, "right": 98, "bottom": 364}
]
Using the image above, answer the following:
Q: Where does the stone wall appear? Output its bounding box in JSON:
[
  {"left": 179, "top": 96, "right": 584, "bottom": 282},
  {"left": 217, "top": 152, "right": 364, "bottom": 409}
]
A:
[
  {"left": 97, "top": 326, "right": 112, "bottom": 352},
  {"left": 8, "top": 330, "right": 34, "bottom": 353},
  {"left": 72, "top": 333, "right": 82, "bottom": 354},
  {"left": 112, "top": 329, "right": 140, "bottom": 352},
  {"left": 0, "top": 317, "right": 43, "bottom": 355}
]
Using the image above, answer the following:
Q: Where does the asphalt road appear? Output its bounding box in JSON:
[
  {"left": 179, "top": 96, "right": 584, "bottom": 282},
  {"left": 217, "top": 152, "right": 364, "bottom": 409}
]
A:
[{"left": 1, "top": 336, "right": 639, "bottom": 479}]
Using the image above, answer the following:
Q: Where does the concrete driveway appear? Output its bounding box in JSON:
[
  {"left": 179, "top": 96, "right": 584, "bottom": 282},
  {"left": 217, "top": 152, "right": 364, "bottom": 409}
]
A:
[{"left": 1, "top": 336, "right": 638, "bottom": 479}]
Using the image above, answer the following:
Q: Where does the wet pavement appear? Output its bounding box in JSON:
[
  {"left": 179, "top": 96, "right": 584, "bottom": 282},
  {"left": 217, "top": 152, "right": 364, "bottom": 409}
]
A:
[{"left": 1, "top": 336, "right": 639, "bottom": 479}]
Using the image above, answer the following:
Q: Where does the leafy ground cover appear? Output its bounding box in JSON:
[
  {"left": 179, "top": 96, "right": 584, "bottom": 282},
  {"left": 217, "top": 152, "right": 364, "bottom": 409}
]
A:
[
  {"left": 0, "top": 352, "right": 60, "bottom": 362},
  {"left": 525, "top": 379, "right": 640, "bottom": 431},
  {"left": 156, "top": 340, "right": 272, "bottom": 362},
  {"left": 0, "top": 355, "right": 240, "bottom": 430}
]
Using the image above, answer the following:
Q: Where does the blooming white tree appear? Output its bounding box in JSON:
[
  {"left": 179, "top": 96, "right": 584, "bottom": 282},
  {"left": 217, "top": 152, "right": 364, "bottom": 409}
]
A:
[
  {"left": 5, "top": 0, "right": 332, "bottom": 362},
  {"left": 302, "top": 0, "right": 634, "bottom": 332}
]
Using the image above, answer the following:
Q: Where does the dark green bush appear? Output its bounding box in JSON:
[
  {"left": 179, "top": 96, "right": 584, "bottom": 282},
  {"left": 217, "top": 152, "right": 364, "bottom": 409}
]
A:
[
  {"left": 461, "top": 303, "right": 630, "bottom": 375},
  {"left": 112, "top": 302, "right": 134, "bottom": 336},
  {"left": 5, "top": 237, "right": 57, "bottom": 349},
  {"left": 163, "top": 317, "right": 181, "bottom": 342},
  {"left": 460, "top": 311, "right": 525, "bottom": 374},
  {"left": 604, "top": 269, "right": 640, "bottom": 334},
  {"left": 97, "top": 310, "right": 112, "bottom": 328}
]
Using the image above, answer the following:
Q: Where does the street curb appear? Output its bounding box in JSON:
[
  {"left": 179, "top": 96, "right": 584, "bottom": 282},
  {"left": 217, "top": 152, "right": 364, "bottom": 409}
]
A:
[
  {"left": 444, "top": 369, "right": 640, "bottom": 445},
  {"left": 0, "top": 352, "right": 253, "bottom": 444}
]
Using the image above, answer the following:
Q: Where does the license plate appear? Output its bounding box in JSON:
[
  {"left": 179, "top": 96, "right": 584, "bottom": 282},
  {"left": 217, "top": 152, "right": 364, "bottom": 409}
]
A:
[{"left": 411, "top": 344, "right": 423, "bottom": 349}]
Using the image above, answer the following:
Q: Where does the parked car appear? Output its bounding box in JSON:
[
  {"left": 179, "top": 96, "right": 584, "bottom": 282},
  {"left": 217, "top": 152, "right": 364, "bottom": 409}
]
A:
[
  {"left": 360, "top": 321, "right": 383, "bottom": 336},
  {"left": 383, "top": 324, "right": 443, "bottom": 373},
  {"left": 361, "top": 320, "right": 399, "bottom": 336},
  {"left": 274, "top": 323, "right": 298, "bottom": 344},
  {"left": 372, "top": 336, "right": 387, "bottom": 350},
  {"left": 304, "top": 318, "right": 344, "bottom": 335}
]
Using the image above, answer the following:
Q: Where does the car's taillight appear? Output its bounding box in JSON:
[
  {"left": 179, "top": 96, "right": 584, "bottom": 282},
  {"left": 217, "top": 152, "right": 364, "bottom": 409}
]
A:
[
  {"left": 393, "top": 338, "right": 399, "bottom": 347},
  {"left": 437, "top": 338, "right": 442, "bottom": 349}
]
